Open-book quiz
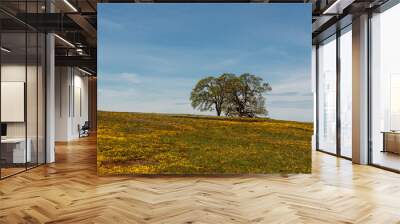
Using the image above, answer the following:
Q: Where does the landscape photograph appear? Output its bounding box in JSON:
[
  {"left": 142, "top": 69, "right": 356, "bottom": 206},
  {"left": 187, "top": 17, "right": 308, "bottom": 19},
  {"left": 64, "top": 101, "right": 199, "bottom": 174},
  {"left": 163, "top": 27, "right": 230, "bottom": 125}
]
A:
[{"left": 97, "top": 3, "right": 312, "bottom": 175}]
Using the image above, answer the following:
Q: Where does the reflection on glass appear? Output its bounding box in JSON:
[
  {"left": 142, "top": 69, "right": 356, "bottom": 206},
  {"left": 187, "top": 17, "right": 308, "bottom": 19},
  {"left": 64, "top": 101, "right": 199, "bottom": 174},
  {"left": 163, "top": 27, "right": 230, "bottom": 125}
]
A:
[
  {"left": 318, "top": 35, "right": 337, "bottom": 154},
  {"left": 27, "top": 31, "right": 38, "bottom": 169},
  {"left": 340, "top": 27, "right": 352, "bottom": 158},
  {"left": 371, "top": 3, "right": 400, "bottom": 171}
]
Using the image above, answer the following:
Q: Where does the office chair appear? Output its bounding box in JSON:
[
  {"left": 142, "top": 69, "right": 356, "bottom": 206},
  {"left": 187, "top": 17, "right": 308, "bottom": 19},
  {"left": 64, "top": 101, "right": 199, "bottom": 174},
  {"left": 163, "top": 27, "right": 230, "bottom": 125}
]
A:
[{"left": 79, "top": 121, "right": 90, "bottom": 138}]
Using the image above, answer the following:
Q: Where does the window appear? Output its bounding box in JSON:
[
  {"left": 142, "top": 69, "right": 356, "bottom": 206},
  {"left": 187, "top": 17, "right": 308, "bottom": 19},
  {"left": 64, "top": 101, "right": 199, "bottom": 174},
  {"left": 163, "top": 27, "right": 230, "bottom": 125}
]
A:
[
  {"left": 370, "top": 2, "right": 400, "bottom": 171},
  {"left": 339, "top": 26, "right": 352, "bottom": 158},
  {"left": 317, "top": 35, "right": 337, "bottom": 154}
]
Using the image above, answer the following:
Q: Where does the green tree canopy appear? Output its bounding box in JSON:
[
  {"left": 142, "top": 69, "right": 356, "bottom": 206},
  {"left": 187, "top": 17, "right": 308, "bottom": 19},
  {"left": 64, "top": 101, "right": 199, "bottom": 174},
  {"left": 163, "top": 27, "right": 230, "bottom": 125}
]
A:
[
  {"left": 191, "top": 73, "right": 271, "bottom": 117},
  {"left": 190, "top": 73, "right": 235, "bottom": 116},
  {"left": 224, "top": 73, "right": 272, "bottom": 117}
]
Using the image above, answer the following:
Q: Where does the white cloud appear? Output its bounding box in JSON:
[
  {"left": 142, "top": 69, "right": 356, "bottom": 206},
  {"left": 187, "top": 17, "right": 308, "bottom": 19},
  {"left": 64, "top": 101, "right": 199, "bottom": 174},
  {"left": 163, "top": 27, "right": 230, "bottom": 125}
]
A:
[
  {"left": 100, "top": 18, "right": 124, "bottom": 30},
  {"left": 272, "top": 79, "right": 310, "bottom": 94},
  {"left": 264, "top": 73, "right": 313, "bottom": 122},
  {"left": 119, "top": 73, "right": 141, "bottom": 84},
  {"left": 101, "top": 72, "right": 141, "bottom": 84},
  {"left": 98, "top": 88, "right": 138, "bottom": 98},
  {"left": 268, "top": 72, "right": 311, "bottom": 97}
]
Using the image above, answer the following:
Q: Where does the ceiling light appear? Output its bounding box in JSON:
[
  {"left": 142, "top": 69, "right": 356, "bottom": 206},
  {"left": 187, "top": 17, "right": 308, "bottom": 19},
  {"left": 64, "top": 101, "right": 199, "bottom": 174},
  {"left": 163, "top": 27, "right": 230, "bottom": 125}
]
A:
[
  {"left": 63, "top": 0, "right": 78, "bottom": 12},
  {"left": 76, "top": 48, "right": 85, "bottom": 55},
  {"left": 322, "top": 0, "right": 354, "bottom": 15},
  {"left": 1, "top": 47, "right": 11, "bottom": 53},
  {"left": 54, "top": 34, "right": 75, "bottom": 48},
  {"left": 78, "top": 67, "right": 93, "bottom": 76},
  {"left": 323, "top": 1, "right": 341, "bottom": 14}
]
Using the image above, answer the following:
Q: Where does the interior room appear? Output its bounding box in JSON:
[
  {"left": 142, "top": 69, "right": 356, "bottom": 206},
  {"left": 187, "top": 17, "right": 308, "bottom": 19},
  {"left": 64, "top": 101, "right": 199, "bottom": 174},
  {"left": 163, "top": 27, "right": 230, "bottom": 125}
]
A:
[{"left": 0, "top": 0, "right": 96, "bottom": 179}]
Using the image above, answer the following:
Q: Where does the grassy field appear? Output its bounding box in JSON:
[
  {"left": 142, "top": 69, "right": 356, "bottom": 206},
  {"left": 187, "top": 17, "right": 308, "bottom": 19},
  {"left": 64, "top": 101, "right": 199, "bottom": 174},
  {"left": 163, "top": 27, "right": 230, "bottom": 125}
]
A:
[{"left": 97, "top": 111, "right": 313, "bottom": 175}]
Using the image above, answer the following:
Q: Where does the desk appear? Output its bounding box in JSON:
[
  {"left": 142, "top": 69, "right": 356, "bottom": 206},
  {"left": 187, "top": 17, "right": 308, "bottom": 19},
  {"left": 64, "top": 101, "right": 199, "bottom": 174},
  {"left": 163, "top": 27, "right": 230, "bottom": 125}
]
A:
[
  {"left": 1, "top": 138, "right": 31, "bottom": 164},
  {"left": 382, "top": 131, "right": 400, "bottom": 154}
]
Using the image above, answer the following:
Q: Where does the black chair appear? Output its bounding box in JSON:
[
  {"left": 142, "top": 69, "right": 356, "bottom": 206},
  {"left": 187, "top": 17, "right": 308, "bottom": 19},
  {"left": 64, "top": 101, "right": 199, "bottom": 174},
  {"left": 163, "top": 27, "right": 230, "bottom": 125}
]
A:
[{"left": 79, "top": 121, "right": 90, "bottom": 138}]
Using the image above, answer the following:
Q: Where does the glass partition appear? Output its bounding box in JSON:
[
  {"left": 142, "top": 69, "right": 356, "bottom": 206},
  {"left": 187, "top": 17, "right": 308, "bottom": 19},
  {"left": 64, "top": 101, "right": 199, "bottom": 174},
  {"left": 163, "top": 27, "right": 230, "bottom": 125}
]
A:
[
  {"left": 0, "top": 1, "right": 46, "bottom": 179},
  {"left": 370, "top": 3, "right": 400, "bottom": 171},
  {"left": 317, "top": 35, "right": 337, "bottom": 154},
  {"left": 0, "top": 31, "right": 28, "bottom": 177}
]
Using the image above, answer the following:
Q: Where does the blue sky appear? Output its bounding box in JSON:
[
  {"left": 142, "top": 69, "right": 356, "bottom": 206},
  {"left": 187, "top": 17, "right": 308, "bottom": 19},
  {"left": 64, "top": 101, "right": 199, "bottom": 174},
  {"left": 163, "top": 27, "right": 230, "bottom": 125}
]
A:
[{"left": 98, "top": 4, "right": 312, "bottom": 122}]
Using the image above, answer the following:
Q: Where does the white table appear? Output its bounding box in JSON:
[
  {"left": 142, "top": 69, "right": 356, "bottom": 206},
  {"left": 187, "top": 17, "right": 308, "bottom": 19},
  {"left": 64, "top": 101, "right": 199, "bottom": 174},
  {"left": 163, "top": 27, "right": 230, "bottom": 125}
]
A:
[{"left": 1, "top": 138, "right": 31, "bottom": 163}]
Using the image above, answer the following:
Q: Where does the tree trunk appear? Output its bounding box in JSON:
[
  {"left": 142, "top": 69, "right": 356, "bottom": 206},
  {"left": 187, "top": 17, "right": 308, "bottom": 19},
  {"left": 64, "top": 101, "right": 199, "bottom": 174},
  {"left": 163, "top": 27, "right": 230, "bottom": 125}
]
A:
[
  {"left": 216, "top": 109, "right": 221, "bottom": 116},
  {"left": 216, "top": 104, "right": 221, "bottom": 116}
]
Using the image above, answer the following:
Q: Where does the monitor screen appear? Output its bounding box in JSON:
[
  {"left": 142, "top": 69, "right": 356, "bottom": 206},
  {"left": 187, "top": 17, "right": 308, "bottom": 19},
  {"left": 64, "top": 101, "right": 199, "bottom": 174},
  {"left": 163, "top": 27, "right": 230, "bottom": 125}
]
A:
[{"left": 1, "top": 123, "right": 7, "bottom": 137}]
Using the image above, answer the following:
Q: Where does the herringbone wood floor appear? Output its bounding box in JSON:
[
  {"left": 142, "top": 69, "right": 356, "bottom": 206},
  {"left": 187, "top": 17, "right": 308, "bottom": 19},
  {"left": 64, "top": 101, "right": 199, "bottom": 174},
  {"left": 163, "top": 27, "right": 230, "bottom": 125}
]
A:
[{"left": 1, "top": 136, "right": 400, "bottom": 224}]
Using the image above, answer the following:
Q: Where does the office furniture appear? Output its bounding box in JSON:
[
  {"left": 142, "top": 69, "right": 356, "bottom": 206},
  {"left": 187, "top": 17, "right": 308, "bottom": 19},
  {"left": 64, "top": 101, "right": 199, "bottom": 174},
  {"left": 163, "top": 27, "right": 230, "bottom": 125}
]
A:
[
  {"left": 0, "top": 138, "right": 32, "bottom": 164},
  {"left": 382, "top": 131, "right": 400, "bottom": 154},
  {"left": 79, "top": 121, "right": 90, "bottom": 138}
]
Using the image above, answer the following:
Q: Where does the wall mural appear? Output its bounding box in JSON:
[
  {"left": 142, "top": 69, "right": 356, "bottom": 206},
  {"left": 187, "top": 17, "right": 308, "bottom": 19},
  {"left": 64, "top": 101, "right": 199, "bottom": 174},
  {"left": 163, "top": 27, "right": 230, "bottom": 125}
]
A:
[{"left": 97, "top": 3, "right": 312, "bottom": 175}]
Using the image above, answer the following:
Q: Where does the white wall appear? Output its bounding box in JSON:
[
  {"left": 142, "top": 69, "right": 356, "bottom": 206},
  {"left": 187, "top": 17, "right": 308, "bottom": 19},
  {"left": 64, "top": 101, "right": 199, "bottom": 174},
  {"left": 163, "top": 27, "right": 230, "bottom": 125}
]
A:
[
  {"left": 71, "top": 73, "right": 89, "bottom": 138},
  {"left": 1, "top": 65, "right": 40, "bottom": 137},
  {"left": 1, "top": 65, "right": 27, "bottom": 140},
  {"left": 55, "top": 66, "right": 70, "bottom": 141},
  {"left": 1, "top": 63, "right": 46, "bottom": 164},
  {"left": 55, "top": 67, "right": 89, "bottom": 141}
]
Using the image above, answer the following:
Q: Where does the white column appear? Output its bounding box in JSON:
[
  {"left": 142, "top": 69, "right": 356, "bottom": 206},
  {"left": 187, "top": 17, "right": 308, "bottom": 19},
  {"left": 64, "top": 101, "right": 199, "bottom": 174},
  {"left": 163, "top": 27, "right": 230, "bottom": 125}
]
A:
[
  {"left": 352, "top": 14, "right": 369, "bottom": 164},
  {"left": 45, "top": 0, "right": 56, "bottom": 163}
]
